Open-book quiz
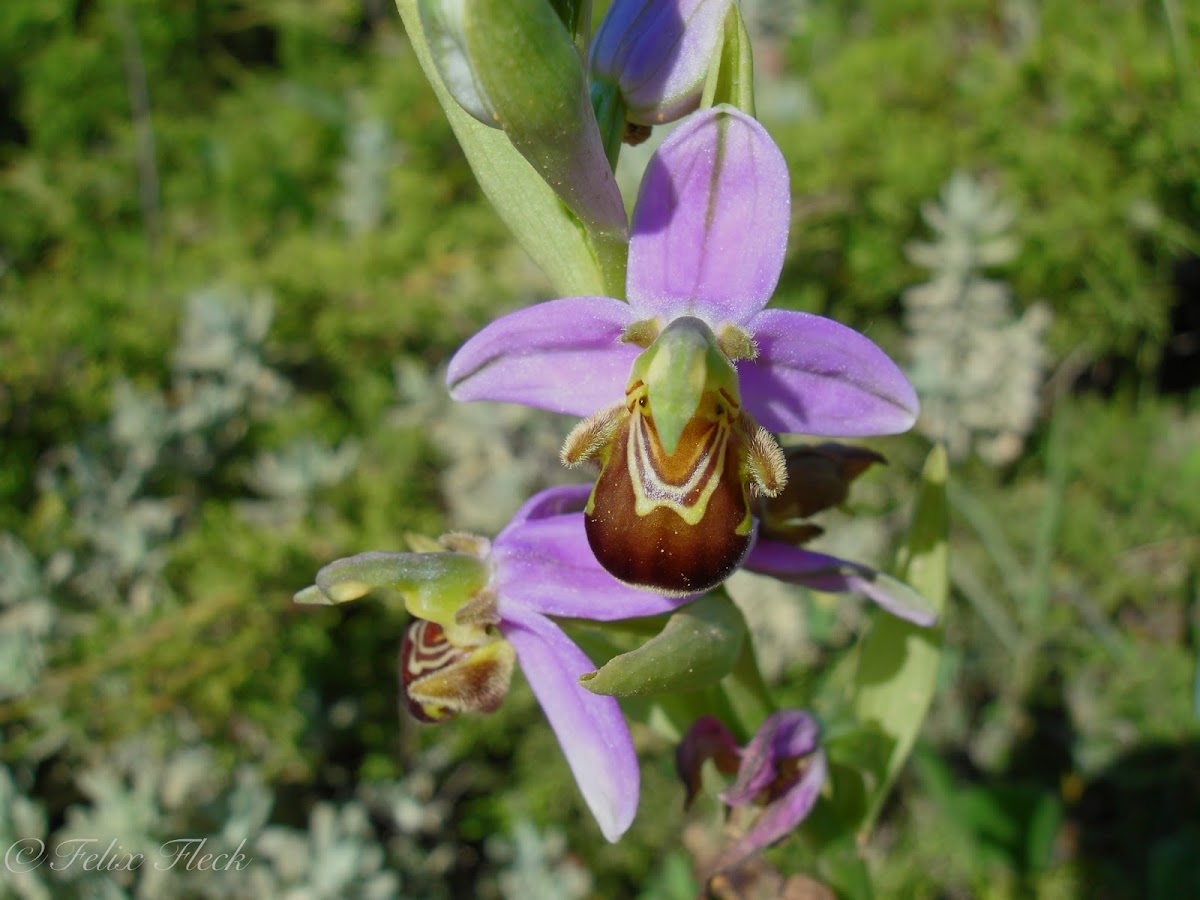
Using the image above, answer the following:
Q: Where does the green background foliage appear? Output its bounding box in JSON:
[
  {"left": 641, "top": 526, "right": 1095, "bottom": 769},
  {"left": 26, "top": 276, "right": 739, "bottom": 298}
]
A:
[{"left": 1, "top": 0, "right": 1197, "bottom": 897}]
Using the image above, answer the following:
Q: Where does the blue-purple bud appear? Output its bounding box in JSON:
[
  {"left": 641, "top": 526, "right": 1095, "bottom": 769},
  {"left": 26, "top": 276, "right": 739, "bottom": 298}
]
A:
[{"left": 589, "top": 0, "right": 733, "bottom": 125}]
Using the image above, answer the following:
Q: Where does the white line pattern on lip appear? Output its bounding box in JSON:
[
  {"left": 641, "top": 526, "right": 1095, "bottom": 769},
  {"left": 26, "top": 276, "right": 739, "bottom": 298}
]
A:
[
  {"left": 402, "top": 620, "right": 459, "bottom": 680},
  {"left": 625, "top": 383, "right": 738, "bottom": 524}
]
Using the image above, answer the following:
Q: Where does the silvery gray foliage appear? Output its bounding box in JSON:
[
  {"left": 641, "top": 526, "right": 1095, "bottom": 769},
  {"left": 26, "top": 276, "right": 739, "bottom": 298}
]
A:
[
  {"left": 36, "top": 435, "right": 178, "bottom": 610},
  {"left": 170, "top": 288, "right": 291, "bottom": 466},
  {"left": 391, "top": 360, "right": 573, "bottom": 533},
  {"left": 238, "top": 438, "right": 361, "bottom": 527},
  {"left": 0, "top": 534, "right": 56, "bottom": 700},
  {"left": 253, "top": 801, "right": 399, "bottom": 900},
  {"left": 31, "top": 740, "right": 439, "bottom": 900},
  {"left": 355, "top": 748, "right": 464, "bottom": 899},
  {"left": 486, "top": 819, "right": 592, "bottom": 900},
  {"left": 33, "top": 287, "right": 293, "bottom": 608},
  {"left": 0, "top": 764, "right": 53, "bottom": 900},
  {"left": 903, "top": 171, "right": 1051, "bottom": 465},
  {"left": 48, "top": 740, "right": 223, "bottom": 899},
  {"left": 337, "top": 107, "right": 399, "bottom": 235},
  {"left": 195, "top": 768, "right": 403, "bottom": 900}
]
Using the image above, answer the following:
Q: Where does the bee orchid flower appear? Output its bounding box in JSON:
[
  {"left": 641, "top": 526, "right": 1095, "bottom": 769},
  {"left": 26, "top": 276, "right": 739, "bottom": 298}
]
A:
[
  {"left": 295, "top": 485, "right": 687, "bottom": 842},
  {"left": 447, "top": 106, "right": 918, "bottom": 597}
]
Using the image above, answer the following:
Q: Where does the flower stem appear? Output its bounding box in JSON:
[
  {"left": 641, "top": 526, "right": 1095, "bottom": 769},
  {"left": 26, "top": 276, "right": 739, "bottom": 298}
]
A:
[{"left": 717, "top": 589, "right": 775, "bottom": 738}]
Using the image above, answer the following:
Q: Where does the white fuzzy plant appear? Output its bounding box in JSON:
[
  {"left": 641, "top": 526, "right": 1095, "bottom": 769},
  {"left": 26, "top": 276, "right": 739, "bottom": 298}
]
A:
[{"left": 903, "top": 171, "right": 1051, "bottom": 465}]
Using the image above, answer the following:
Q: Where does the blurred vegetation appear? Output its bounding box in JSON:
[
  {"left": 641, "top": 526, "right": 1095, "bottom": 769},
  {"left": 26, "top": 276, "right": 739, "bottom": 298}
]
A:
[{"left": 0, "top": 0, "right": 1197, "bottom": 897}]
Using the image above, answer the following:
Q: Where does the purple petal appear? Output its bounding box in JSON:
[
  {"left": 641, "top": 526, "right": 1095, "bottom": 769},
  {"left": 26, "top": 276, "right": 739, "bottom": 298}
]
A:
[
  {"left": 446, "top": 297, "right": 637, "bottom": 415},
  {"left": 744, "top": 540, "right": 938, "bottom": 627},
  {"left": 498, "top": 603, "right": 640, "bottom": 842},
  {"left": 720, "top": 710, "right": 821, "bottom": 806},
  {"left": 494, "top": 513, "right": 691, "bottom": 620},
  {"left": 501, "top": 484, "right": 593, "bottom": 532},
  {"left": 714, "top": 749, "right": 827, "bottom": 872},
  {"left": 676, "top": 715, "right": 741, "bottom": 806},
  {"left": 590, "top": 0, "right": 733, "bottom": 124},
  {"left": 739, "top": 309, "right": 920, "bottom": 436},
  {"left": 627, "top": 106, "right": 790, "bottom": 326}
]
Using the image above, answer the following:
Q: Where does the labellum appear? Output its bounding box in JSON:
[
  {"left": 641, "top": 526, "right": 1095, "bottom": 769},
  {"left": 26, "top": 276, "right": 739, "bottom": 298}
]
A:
[
  {"left": 399, "top": 618, "right": 516, "bottom": 723},
  {"left": 563, "top": 317, "right": 786, "bottom": 595}
]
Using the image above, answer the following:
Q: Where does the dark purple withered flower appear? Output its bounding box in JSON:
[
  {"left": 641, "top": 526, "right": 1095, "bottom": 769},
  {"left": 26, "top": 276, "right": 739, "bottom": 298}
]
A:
[{"left": 677, "top": 710, "right": 827, "bottom": 872}]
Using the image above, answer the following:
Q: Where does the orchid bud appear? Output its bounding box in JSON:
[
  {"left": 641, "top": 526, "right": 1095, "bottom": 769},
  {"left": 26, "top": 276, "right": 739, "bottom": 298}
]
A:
[
  {"left": 418, "top": 0, "right": 626, "bottom": 242},
  {"left": 590, "top": 0, "right": 733, "bottom": 126}
]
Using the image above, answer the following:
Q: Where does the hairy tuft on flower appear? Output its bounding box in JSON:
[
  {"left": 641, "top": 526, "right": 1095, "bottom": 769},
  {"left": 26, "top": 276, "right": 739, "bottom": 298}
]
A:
[
  {"left": 561, "top": 401, "right": 625, "bottom": 468},
  {"left": 618, "top": 318, "right": 663, "bottom": 348},
  {"left": 744, "top": 425, "right": 788, "bottom": 498},
  {"left": 717, "top": 323, "right": 758, "bottom": 362},
  {"left": 438, "top": 531, "right": 492, "bottom": 558}
]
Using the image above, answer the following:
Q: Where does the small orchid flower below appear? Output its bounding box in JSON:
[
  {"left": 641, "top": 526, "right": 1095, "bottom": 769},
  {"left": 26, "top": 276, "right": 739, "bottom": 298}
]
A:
[
  {"left": 295, "top": 485, "right": 688, "bottom": 842},
  {"left": 676, "top": 711, "right": 827, "bottom": 874},
  {"left": 448, "top": 105, "right": 919, "bottom": 597}
]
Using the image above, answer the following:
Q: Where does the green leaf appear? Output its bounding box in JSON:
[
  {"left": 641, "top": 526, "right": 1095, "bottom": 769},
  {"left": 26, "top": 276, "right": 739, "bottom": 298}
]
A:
[
  {"left": 814, "top": 835, "right": 875, "bottom": 900},
  {"left": 700, "top": 3, "right": 755, "bottom": 115},
  {"left": 579, "top": 593, "right": 746, "bottom": 697},
  {"left": 396, "top": 0, "right": 623, "bottom": 297},
  {"left": 852, "top": 443, "right": 949, "bottom": 839},
  {"left": 1025, "top": 790, "right": 1064, "bottom": 871}
]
